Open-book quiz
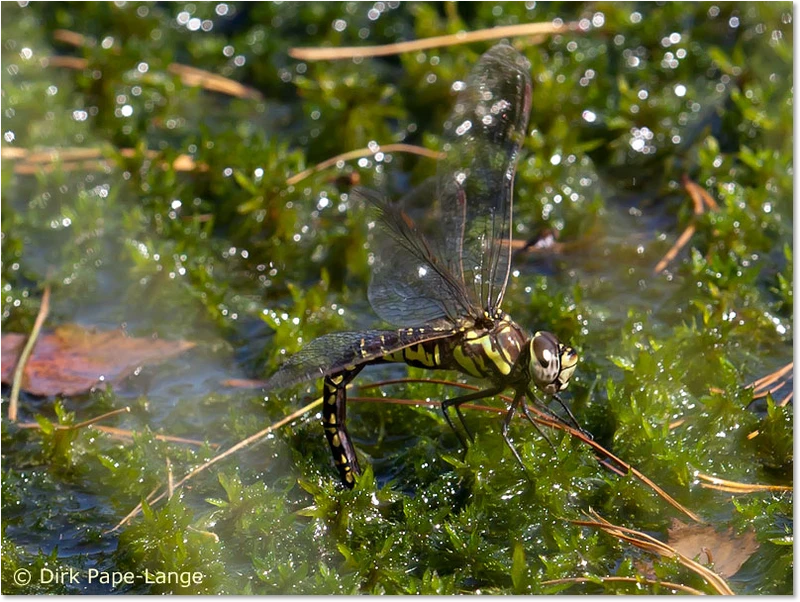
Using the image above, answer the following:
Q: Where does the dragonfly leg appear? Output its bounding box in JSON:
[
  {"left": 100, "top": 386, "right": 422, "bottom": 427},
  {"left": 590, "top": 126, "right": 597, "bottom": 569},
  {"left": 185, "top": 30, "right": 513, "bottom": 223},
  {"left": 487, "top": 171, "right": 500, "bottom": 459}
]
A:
[
  {"left": 525, "top": 390, "right": 575, "bottom": 431},
  {"left": 322, "top": 366, "right": 364, "bottom": 488},
  {"left": 441, "top": 386, "right": 504, "bottom": 451},
  {"left": 455, "top": 405, "right": 474, "bottom": 444},
  {"left": 501, "top": 390, "right": 533, "bottom": 483},
  {"left": 553, "top": 392, "right": 590, "bottom": 437},
  {"left": 519, "top": 399, "right": 556, "bottom": 451}
]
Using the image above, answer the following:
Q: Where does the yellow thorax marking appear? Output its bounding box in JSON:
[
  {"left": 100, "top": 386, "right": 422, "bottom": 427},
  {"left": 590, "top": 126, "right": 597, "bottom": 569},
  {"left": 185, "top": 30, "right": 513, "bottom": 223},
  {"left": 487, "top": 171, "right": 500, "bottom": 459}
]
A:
[
  {"left": 453, "top": 345, "right": 482, "bottom": 377},
  {"left": 496, "top": 328, "right": 516, "bottom": 364},
  {"left": 479, "top": 335, "right": 511, "bottom": 375},
  {"left": 473, "top": 349, "right": 488, "bottom": 372}
]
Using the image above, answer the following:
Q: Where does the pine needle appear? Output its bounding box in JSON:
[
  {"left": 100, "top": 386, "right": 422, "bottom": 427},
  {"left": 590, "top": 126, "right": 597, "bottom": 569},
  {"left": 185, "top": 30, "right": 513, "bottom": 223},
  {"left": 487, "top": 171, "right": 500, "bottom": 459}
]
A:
[{"left": 290, "top": 21, "right": 574, "bottom": 61}]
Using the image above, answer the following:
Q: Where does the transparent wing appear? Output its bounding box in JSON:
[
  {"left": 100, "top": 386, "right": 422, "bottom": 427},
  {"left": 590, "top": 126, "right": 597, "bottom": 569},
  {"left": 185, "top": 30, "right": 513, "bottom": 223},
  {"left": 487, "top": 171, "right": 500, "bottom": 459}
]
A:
[
  {"left": 439, "top": 43, "right": 532, "bottom": 312},
  {"left": 263, "top": 326, "right": 456, "bottom": 391},
  {"left": 363, "top": 43, "right": 532, "bottom": 326},
  {"left": 361, "top": 185, "right": 477, "bottom": 327}
]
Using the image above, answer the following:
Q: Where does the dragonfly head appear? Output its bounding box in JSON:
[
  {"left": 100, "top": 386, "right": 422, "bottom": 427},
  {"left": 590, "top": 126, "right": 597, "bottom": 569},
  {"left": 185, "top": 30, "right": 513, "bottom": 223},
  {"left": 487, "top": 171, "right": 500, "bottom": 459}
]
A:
[{"left": 528, "top": 331, "right": 579, "bottom": 395}]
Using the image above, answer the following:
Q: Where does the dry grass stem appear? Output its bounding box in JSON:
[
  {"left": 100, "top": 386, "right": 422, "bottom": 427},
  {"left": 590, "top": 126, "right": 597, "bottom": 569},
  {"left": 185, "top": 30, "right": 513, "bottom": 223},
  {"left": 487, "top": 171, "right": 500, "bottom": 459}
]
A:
[
  {"left": 111, "top": 395, "right": 324, "bottom": 532},
  {"left": 696, "top": 472, "right": 792, "bottom": 494},
  {"left": 166, "top": 457, "right": 174, "bottom": 500},
  {"left": 114, "top": 375, "right": 701, "bottom": 530},
  {"left": 654, "top": 176, "right": 719, "bottom": 274},
  {"left": 359, "top": 377, "right": 480, "bottom": 392},
  {"left": 709, "top": 361, "right": 792, "bottom": 411},
  {"left": 748, "top": 361, "right": 793, "bottom": 392},
  {"left": 290, "top": 21, "right": 574, "bottom": 61},
  {"left": 9, "top": 284, "right": 51, "bottom": 422},
  {"left": 51, "top": 29, "right": 262, "bottom": 99},
  {"left": 1, "top": 147, "right": 28, "bottom": 160},
  {"left": 510, "top": 220, "right": 604, "bottom": 256},
  {"left": 530, "top": 414, "right": 703, "bottom": 523},
  {"left": 747, "top": 361, "right": 793, "bottom": 406},
  {"left": 653, "top": 223, "right": 697, "bottom": 274},
  {"left": 53, "top": 29, "right": 89, "bottom": 46},
  {"left": 684, "top": 175, "right": 720, "bottom": 211},
  {"left": 92, "top": 426, "right": 215, "bottom": 447},
  {"left": 16, "top": 415, "right": 215, "bottom": 448},
  {"left": 45, "top": 55, "right": 89, "bottom": 70},
  {"left": 576, "top": 511, "right": 734, "bottom": 595},
  {"left": 222, "top": 377, "right": 271, "bottom": 388},
  {"left": 15, "top": 407, "right": 128, "bottom": 430},
  {"left": 14, "top": 160, "right": 110, "bottom": 175},
  {"left": 67, "top": 407, "right": 131, "bottom": 429},
  {"left": 286, "top": 143, "right": 444, "bottom": 186},
  {"left": 6, "top": 146, "right": 204, "bottom": 174},
  {"left": 540, "top": 576, "right": 706, "bottom": 595},
  {"left": 167, "top": 63, "right": 263, "bottom": 100},
  {"left": 26, "top": 148, "right": 106, "bottom": 162},
  {"left": 359, "top": 378, "right": 702, "bottom": 522}
]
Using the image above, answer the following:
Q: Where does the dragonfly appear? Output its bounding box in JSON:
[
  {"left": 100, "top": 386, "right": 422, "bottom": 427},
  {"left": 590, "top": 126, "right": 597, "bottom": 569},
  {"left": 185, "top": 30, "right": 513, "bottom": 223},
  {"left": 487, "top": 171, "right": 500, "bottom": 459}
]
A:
[{"left": 265, "top": 43, "right": 579, "bottom": 488}]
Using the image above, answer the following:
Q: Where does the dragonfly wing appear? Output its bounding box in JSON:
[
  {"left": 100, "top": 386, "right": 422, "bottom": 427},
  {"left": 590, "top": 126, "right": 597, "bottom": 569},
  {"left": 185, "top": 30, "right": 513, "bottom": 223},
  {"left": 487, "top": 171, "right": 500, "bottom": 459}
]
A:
[
  {"left": 360, "top": 185, "right": 476, "bottom": 327},
  {"left": 264, "top": 326, "right": 456, "bottom": 391},
  {"left": 361, "top": 44, "right": 532, "bottom": 326},
  {"left": 438, "top": 43, "right": 532, "bottom": 312}
]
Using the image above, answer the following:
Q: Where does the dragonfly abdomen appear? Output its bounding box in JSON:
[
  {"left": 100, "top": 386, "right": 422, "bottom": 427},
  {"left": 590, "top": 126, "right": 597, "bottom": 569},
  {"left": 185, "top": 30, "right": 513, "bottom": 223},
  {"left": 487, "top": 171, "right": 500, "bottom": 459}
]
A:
[{"left": 381, "top": 340, "right": 443, "bottom": 369}]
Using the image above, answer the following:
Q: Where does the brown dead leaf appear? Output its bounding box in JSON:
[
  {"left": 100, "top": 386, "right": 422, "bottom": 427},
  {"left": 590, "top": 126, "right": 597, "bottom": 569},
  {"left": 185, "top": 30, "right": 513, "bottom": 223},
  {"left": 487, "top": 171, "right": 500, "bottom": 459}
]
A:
[
  {"left": 668, "top": 519, "right": 760, "bottom": 579},
  {"left": 2, "top": 324, "right": 195, "bottom": 396},
  {"left": 221, "top": 378, "right": 269, "bottom": 389}
]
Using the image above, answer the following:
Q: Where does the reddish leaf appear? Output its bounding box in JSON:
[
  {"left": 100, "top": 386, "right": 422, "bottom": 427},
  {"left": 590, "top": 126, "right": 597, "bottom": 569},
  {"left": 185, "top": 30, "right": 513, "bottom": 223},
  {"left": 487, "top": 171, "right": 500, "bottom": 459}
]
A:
[
  {"left": 2, "top": 324, "right": 196, "bottom": 396},
  {"left": 221, "top": 378, "right": 268, "bottom": 389},
  {"left": 668, "top": 519, "right": 760, "bottom": 578}
]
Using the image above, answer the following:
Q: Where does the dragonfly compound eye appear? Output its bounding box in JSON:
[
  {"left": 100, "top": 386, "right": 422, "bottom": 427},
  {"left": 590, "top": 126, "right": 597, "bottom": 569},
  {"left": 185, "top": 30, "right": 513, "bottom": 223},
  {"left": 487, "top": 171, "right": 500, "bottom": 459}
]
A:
[{"left": 530, "top": 331, "right": 562, "bottom": 393}]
